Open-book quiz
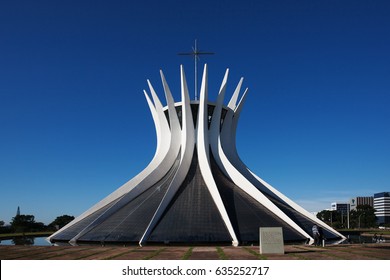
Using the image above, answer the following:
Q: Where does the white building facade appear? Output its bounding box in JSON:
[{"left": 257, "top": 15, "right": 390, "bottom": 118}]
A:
[
  {"left": 374, "top": 192, "right": 390, "bottom": 225},
  {"left": 350, "top": 197, "right": 373, "bottom": 211},
  {"left": 48, "top": 65, "right": 345, "bottom": 246}
]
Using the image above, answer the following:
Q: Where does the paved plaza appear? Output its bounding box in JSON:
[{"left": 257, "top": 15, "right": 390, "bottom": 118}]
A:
[{"left": 1, "top": 243, "right": 390, "bottom": 260}]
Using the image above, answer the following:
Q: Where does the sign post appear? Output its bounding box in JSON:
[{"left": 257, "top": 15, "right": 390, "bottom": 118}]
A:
[{"left": 259, "top": 227, "right": 284, "bottom": 254}]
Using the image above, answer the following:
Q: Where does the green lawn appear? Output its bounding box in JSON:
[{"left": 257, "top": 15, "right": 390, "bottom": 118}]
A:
[{"left": 337, "top": 228, "right": 390, "bottom": 235}]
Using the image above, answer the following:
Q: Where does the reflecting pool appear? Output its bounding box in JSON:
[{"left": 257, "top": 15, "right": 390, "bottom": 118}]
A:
[{"left": 0, "top": 236, "right": 51, "bottom": 246}]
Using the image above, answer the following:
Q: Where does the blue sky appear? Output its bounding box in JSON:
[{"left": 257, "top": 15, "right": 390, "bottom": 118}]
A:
[{"left": 1, "top": 0, "right": 389, "bottom": 225}]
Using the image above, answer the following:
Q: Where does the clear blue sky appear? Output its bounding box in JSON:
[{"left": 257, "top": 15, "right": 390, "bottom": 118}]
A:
[{"left": 1, "top": 0, "right": 389, "bottom": 225}]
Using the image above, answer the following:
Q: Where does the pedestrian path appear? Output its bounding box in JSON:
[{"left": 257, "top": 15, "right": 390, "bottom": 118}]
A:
[{"left": 1, "top": 243, "right": 389, "bottom": 260}]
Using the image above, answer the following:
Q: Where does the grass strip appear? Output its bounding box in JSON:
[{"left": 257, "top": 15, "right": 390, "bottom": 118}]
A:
[
  {"left": 181, "top": 247, "right": 193, "bottom": 260},
  {"left": 143, "top": 248, "right": 166, "bottom": 260},
  {"left": 292, "top": 245, "right": 338, "bottom": 260},
  {"left": 75, "top": 248, "right": 116, "bottom": 260},
  {"left": 317, "top": 249, "right": 345, "bottom": 260},
  {"left": 242, "top": 247, "right": 268, "bottom": 260},
  {"left": 41, "top": 247, "right": 94, "bottom": 260},
  {"left": 9, "top": 246, "right": 77, "bottom": 260},
  {"left": 216, "top": 246, "right": 228, "bottom": 260},
  {"left": 286, "top": 253, "right": 309, "bottom": 260},
  {"left": 292, "top": 245, "right": 314, "bottom": 251},
  {"left": 322, "top": 246, "right": 383, "bottom": 260},
  {"left": 103, "top": 248, "right": 140, "bottom": 260}
]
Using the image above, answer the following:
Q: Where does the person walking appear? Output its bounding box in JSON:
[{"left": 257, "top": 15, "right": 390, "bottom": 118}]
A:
[
  {"left": 318, "top": 226, "right": 325, "bottom": 246},
  {"left": 312, "top": 224, "right": 320, "bottom": 246}
]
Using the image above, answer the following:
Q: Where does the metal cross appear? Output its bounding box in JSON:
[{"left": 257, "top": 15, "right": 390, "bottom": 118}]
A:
[{"left": 178, "top": 40, "right": 214, "bottom": 100}]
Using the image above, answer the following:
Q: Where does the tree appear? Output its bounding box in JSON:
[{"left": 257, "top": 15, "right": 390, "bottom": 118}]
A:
[
  {"left": 9, "top": 214, "right": 46, "bottom": 233},
  {"left": 317, "top": 210, "right": 331, "bottom": 225},
  {"left": 349, "top": 205, "right": 377, "bottom": 228},
  {"left": 316, "top": 210, "right": 342, "bottom": 228},
  {"left": 10, "top": 214, "right": 36, "bottom": 233},
  {"left": 48, "top": 215, "right": 75, "bottom": 230},
  {"left": 0, "top": 220, "right": 11, "bottom": 234}
]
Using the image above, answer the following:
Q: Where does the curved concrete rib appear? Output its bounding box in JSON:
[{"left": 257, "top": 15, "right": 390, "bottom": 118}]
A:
[
  {"left": 221, "top": 77, "right": 244, "bottom": 160},
  {"left": 248, "top": 171, "right": 345, "bottom": 240},
  {"left": 197, "top": 64, "right": 239, "bottom": 246},
  {"left": 48, "top": 89, "right": 171, "bottom": 242},
  {"left": 67, "top": 82, "right": 182, "bottom": 244},
  {"left": 221, "top": 82, "right": 344, "bottom": 241},
  {"left": 209, "top": 68, "right": 229, "bottom": 175},
  {"left": 159, "top": 70, "right": 182, "bottom": 167},
  {"left": 139, "top": 65, "right": 195, "bottom": 245},
  {"left": 227, "top": 77, "right": 243, "bottom": 110},
  {"left": 160, "top": 70, "right": 181, "bottom": 138},
  {"left": 50, "top": 64, "right": 345, "bottom": 245},
  {"left": 72, "top": 70, "right": 184, "bottom": 244},
  {"left": 211, "top": 76, "right": 313, "bottom": 242},
  {"left": 49, "top": 74, "right": 181, "bottom": 244},
  {"left": 72, "top": 71, "right": 186, "bottom": 242}
]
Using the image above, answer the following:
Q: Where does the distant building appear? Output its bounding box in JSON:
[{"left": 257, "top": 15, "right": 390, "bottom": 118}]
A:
[
  {"left": 374, "top": 192, "right": 390, "bottom": 225},
  {"left": 350, "top": 197, "right": 373, "bottom": 211},
  {"left": 331, "top": 202, "right": 350, "bottom": 215},
  {"left": 331, "top": 202, "right": 351, "bottom": 228}
]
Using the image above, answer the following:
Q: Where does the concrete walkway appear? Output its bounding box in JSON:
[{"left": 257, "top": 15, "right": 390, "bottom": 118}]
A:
[{"left": 1, "top": 243, "right": 389, "bottom": 260}]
